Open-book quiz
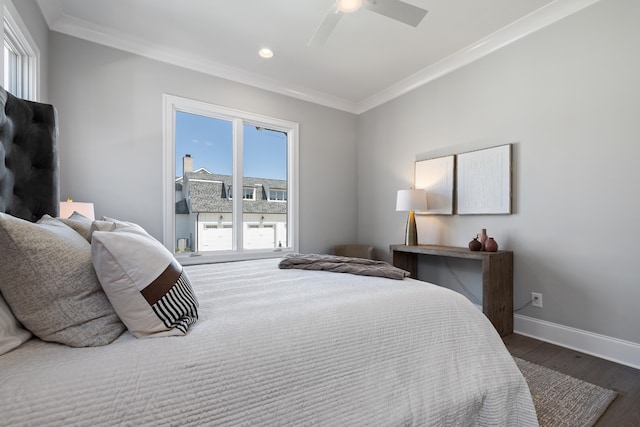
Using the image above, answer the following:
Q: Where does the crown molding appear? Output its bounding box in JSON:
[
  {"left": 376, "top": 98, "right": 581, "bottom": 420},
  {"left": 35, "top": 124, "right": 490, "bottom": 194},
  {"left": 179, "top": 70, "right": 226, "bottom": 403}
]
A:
[
  {"left": 38, "top": 0, "right": 601, "bottom": 115},
  {"left": 37, "top": 1, "right": 358, "bottom": 113},
  {"left": 35, "top": 0, "right": 63, "bottom": 27}
]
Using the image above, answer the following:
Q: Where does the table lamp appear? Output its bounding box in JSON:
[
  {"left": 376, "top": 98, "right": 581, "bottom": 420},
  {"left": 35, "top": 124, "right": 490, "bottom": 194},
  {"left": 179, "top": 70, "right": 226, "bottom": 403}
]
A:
[
  {"left": 396, "top": 189, "right": 427, "bottom": 246},
  {"left": 59, "top": 199, "right": 95, "bottom": 220}
]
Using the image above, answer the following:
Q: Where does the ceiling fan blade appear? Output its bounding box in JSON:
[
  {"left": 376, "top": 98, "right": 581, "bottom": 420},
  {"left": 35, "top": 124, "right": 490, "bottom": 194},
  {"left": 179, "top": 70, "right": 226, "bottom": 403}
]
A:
[
  {"left": 308, "top": 4, "right": 343, "bottom": 47},
  {"left": 364, "top": 0, "right": 428, "bottom": 27}
]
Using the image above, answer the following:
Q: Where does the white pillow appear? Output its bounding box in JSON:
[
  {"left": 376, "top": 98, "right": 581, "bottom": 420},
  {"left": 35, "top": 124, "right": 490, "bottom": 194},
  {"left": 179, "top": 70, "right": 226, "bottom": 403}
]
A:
[
  {"left": 101, "top": 216, "right": 146, "bottom": 232},
  {"left": 0, "top": 293, "right": 31, "bottom": 355},
  {"left": 91, "top": 222, "right": 198, "bottom": 338}
]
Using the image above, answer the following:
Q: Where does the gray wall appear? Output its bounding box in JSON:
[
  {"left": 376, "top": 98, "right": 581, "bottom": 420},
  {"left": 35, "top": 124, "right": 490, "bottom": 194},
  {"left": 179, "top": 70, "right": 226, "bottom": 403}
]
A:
[
  {"left": 48, "top": 32, "right": 358, "bottom": 254},
  {"left": 357, "top": 0, "right": 640, "bottom": 344}
]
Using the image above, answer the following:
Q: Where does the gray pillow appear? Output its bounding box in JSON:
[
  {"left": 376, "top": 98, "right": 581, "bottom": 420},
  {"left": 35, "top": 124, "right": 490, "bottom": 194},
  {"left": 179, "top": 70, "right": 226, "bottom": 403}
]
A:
[
  {"left": 58, "top": 211, "right": 93, "bottom": 241},
  {"left": 0, "top": 213, "right": 125, "bottom": 347}
]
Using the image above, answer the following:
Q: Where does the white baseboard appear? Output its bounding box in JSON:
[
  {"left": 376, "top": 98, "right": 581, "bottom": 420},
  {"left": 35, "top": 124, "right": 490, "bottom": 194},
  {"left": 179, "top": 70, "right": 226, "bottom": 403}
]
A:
[{"left": 514, "top": 314, "right": 640, "bottom": 370}]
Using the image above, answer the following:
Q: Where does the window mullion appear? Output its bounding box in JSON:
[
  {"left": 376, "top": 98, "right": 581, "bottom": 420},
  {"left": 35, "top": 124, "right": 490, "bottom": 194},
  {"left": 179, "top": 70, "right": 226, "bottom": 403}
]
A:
[{"left": 232, "top": 118, "right": 244, "bottom": 251}]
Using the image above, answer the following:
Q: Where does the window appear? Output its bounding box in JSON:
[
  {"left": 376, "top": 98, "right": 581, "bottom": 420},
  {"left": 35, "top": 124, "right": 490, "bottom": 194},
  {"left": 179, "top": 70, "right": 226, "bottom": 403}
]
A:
[
  {"left": 227, "top": 186, "right": 256, "bottom": 200},
  {"left": 163, "top": 94, "right": 298, "bottom": 263},
  {"left": 243, "top": 188, "right": 255, "bottom": 200},
  {"left": 269, "top": 189, "right": 287, "bottom": 201},
  {"left": 3, "top": 3, "right": 38, "bottom": 100}
]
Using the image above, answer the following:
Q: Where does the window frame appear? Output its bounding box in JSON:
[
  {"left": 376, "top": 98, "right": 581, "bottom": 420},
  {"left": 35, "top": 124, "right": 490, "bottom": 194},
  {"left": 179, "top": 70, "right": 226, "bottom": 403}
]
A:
[
  {"left": 243, "top": 187, "right": 255, "bottom": 200},
  {"left": 163, "top": 94, "right": 299, "bottom": 264},
  {"left": 269, "top": 189, "right": 287, "bottom": 202},
  {"left": 2, "top": 2, "right": 38, "bottom": 100}
]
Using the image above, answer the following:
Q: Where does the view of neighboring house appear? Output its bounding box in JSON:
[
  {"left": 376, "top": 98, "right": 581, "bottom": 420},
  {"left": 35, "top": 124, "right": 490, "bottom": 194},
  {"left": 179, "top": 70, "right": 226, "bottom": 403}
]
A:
[{"left": 175, "top": 155, "right": 287, "bottom": 252}]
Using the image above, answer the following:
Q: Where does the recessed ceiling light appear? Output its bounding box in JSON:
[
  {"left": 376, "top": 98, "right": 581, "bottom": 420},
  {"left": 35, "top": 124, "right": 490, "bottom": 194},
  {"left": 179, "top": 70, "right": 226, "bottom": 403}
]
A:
[
  {"left": 259, "top": 48, "right": 273, "bottom": 59},
  {"left": 336, "top": 0, "right": 362, "bottom": 13}
]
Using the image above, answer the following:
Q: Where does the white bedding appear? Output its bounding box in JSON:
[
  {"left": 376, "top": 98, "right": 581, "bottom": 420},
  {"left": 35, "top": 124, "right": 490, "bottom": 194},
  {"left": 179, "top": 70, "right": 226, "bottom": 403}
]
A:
[{"left": 1, "top": 258, "right": 537, "bottom": 426}]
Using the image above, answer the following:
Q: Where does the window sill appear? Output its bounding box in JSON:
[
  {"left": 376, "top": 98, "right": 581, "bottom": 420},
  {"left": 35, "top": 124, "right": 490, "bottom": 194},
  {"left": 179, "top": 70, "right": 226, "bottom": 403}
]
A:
[{"left": 175, "top": 248, "right": 294, "bottom": 266}]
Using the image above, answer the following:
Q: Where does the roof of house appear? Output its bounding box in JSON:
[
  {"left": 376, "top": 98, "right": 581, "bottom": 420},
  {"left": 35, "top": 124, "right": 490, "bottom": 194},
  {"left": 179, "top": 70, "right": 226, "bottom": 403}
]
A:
[{"left": 176, "top": 170, "right": 287, "bottom": 214}]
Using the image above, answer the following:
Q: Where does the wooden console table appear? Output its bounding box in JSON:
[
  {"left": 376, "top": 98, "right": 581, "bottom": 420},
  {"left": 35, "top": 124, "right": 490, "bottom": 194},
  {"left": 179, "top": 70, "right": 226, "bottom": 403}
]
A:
[{"left": 390, "top": 244, "right": 513, "bottom": 336}]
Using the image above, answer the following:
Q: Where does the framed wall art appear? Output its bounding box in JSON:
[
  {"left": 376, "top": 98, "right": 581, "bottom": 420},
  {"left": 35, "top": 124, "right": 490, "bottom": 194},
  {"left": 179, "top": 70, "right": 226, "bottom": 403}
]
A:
[
  {"left": 414, "top": 155, "right": 455, "bottom": 215},
  {"left": 456, "top": 144, "right": 512, "bottom": 215}
]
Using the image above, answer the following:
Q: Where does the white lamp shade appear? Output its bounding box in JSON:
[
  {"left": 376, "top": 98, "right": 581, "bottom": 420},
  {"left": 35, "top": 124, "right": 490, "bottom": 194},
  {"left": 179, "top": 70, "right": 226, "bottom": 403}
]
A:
[
  {"left": 396, "top": 189, "right": 428, "bottom": 212},
  {"left": 59, "top": 201, "right": 95, "bottom": 220},
  {"left": 336, "top": 0, "right": 363, "bottom": 13}
]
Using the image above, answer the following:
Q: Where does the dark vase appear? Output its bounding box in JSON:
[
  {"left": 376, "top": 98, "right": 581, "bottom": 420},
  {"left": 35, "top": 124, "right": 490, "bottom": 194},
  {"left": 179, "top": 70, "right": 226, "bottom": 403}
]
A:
[
  {"left": 468, "top": 237, "right": 482, "bottom": 251},
  {"left": 485, "top": 237, "right": 498, "bottom": 252}
]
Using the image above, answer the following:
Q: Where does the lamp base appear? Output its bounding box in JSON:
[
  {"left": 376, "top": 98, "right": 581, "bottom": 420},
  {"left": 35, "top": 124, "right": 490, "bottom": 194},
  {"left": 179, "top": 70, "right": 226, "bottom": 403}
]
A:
[{"left": 404, "top": 210, "right": 418, "bottom": 246}]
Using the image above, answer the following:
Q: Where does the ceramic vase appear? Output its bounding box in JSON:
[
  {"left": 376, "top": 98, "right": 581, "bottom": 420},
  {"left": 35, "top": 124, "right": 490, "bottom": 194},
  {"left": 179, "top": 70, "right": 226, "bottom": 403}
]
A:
[
  {"left": 479, "top": 229, "right": 488, "bottom": 251},
  {"left": 468, "top": 237, "right": 482, "bottom": 251},
  {"left": 484, "top": 237, "right": 498, "bottom": 252}
]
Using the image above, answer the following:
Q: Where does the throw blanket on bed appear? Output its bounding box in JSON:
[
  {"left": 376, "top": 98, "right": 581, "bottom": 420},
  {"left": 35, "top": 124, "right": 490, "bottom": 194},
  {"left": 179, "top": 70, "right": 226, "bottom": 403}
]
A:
[{"left": 279, "top": 253, "right": 410, "bottom": 280}]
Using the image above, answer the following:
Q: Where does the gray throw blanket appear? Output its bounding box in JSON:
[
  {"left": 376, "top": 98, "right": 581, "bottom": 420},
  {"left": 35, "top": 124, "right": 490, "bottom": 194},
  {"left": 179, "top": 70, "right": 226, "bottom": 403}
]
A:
[{"left": 278, "top": 253, "right": 410, "bottom": 280}]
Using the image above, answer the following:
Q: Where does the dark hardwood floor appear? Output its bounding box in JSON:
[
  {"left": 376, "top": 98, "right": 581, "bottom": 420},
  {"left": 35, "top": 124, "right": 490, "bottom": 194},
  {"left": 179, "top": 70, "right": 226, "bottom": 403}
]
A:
[{"left": 503, "top": 334, "right": 640, "bottom": 427}]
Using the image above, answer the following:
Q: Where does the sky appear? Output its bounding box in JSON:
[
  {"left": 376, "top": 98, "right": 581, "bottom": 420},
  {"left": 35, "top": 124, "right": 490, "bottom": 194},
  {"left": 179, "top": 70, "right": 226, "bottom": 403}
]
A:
[{"left": 175, "top": 111, "right": 287, "bottom": 180}]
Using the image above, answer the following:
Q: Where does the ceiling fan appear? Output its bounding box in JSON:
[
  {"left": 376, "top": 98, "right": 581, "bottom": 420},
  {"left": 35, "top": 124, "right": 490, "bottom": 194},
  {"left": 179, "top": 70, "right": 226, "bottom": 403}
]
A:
[{"left": 309, "top": 0, "right": 428, "bottom": 47}]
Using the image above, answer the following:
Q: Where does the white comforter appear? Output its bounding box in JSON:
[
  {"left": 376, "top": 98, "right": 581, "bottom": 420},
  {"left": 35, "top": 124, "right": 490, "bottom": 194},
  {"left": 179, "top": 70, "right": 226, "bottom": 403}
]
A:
[{"left": 1, "top": 258, "right": 537, "bottom": 426}]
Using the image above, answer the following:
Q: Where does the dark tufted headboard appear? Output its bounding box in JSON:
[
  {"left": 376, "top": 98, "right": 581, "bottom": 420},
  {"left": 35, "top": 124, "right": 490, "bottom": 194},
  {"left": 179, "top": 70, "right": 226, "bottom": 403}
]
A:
[{"left": 0, "top": 86, "right": 59, "bottom": 221}]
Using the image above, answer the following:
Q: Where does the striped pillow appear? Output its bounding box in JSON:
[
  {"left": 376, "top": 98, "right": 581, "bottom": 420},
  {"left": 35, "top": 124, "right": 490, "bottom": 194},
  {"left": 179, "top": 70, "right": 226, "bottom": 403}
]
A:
[{"left": 91, "top": 222, "right": 198, "bottom": 338}]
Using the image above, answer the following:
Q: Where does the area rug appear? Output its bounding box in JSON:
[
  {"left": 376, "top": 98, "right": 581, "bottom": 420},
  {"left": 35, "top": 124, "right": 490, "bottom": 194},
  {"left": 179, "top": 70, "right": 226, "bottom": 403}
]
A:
[{"left": 515, "top": 357, "right": 617, "bottom": 427}]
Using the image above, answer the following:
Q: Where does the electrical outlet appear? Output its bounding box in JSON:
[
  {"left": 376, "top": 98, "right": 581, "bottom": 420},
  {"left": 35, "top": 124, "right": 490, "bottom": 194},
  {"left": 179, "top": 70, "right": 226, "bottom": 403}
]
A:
[{"left": 531, "top": 292, "right": 543, "bottom": 308}]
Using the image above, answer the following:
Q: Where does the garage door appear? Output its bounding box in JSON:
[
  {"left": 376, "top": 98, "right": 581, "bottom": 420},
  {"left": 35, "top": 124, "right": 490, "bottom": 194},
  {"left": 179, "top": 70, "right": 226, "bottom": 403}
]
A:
[
  {"left": 245, "top": 224, "right": 275, "bottom": 249},
  {"left": 200, "top": 224, "right": 232, "bottom": 251}
]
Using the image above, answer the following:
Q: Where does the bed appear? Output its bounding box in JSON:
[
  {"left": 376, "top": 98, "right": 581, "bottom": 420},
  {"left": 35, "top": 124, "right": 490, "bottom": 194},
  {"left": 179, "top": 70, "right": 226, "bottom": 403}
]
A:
[{"left": 0, "top": 87, "right": 538, "bottom": 426}]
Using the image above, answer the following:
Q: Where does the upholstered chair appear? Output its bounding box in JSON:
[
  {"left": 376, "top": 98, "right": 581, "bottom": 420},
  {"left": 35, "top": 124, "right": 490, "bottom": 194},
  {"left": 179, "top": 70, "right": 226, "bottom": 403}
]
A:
[{"left": 330, "top": 244, "right": 376, "bottom": 260}]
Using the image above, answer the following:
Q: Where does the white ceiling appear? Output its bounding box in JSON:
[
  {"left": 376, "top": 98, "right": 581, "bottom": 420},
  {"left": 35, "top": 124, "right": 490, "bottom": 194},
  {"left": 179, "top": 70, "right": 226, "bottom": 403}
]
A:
[{"left": 36, "top": 0, "right": 600, "bottom": 113}]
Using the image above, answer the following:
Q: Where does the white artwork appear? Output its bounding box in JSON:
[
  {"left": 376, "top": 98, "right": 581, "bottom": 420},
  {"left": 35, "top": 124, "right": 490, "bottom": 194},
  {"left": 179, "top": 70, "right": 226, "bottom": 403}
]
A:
[
  {"left": 456, "top": 144, "right": 511, "bottom": 214},
  {"left": 415, "top": 155, "right": 454, "bottom": 215}
]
